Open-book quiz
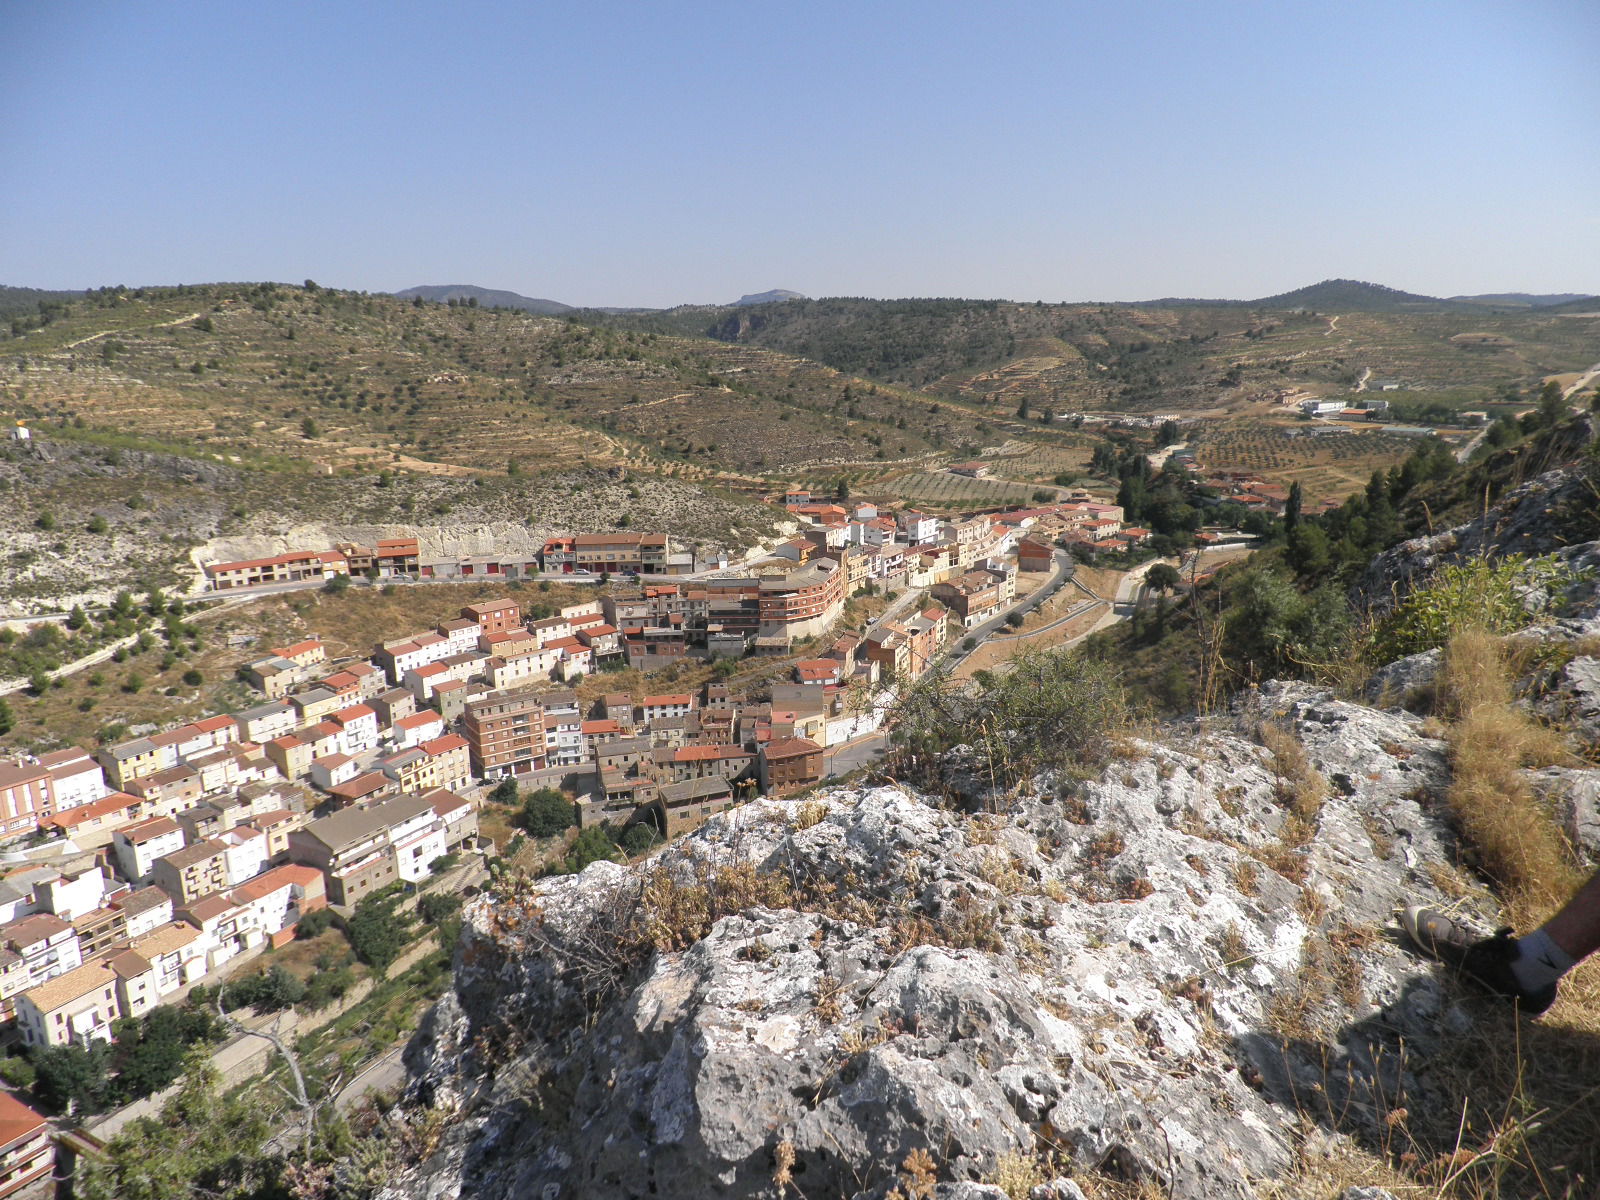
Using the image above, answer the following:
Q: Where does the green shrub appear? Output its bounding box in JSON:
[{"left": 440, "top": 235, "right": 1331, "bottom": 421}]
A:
[
  {"left": 1370, "top": 554, "right": 1577, "bottom": 662},
  {"left": 518, "top": 787, "right": 576, "bottom": 838},
  {"left": 301, "top": 966, "right": 355, "bottom": 1010},
  {"left": 0, "top": 1055, "right": 35, "bottom": 1089},
  {"left": 620, "top": 823, "right": 660, "bottom": 856},
  {"left": 565, "top": 824, "right": 623, "bottom": 873},
  {"left": 888, "top": 646, "right": 1128, "bottom": 790},
  {"left": 294, "top": 908, "right": 338, "bottom": 939},
  {"left": 346, "top": 894, "right": 413, "bottom": 973}
]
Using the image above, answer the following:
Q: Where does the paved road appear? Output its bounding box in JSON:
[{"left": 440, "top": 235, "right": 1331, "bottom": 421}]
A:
[
  {"left": 335, "top": 1044, "right": 409, "bottom": 1112},
  {"left": 824, "top": 728, "right": 889, "bottom": 778},
  {"left": 1561, "top": 361, "right": 1600, "bottom": 401}
]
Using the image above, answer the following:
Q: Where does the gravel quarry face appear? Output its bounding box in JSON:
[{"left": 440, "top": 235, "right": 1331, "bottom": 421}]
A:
[{"left": 0, "top": 438, "right": 782, "bottom": 616}]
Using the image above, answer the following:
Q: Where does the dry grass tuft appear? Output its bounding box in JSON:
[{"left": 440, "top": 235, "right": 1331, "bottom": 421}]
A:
[
  {"left": 1257, "top": 721, "right": 1329, "bottom": 823},
  {"left": 1437, "top": 628, "right": 1580, "bottom": 918},
  {"left": 983, "top": 1151, "right": 1049, "bottom": 1200},
  {"left": 640, "top": 862, "right": 796, "bottom": 953},
  {"left": 886, "top": 1147, "right": 940, "bottom": 1200},
  {"left": 791, "top": 800, "right": 830, "bottom": 831}
]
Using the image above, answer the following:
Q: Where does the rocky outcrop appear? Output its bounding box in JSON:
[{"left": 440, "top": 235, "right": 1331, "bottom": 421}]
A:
[
  {"left": 383, "top": 688, "right": 1488, "bottom": 1200},
  {"left": 1357, "top": 421, "right": 1600, "bottom": 619}
]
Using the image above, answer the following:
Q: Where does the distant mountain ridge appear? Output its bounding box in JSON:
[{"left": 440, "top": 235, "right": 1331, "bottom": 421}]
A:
[
  {"left": 1250, "top": 278, "right": 1461, "bottom": 312},
  {"left": 731, "top": 289, "right": 807, "bottom": 306},
  {"left": 0, "top": 284, "right": 84, "bottom": 316},
  {"left": 393, "top": 284, "right": 573, "bottom": 315},
  {"left": 1449, "top": 291, "right": 1592, "bottom": 308}
]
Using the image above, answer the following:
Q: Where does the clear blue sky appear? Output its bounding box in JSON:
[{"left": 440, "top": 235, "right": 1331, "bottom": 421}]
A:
[{"left": 3, "top": 1, "right": 1597, "bottom": 306}]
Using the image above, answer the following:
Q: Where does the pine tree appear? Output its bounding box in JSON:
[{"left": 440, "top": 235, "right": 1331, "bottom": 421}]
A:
[{"left": 1284, "top": 481, "right": 1303, "bottom": 532}]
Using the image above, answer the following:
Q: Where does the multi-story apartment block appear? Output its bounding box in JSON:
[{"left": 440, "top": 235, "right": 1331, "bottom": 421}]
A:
[
  {"left": 309, "top": 753, "right": 359, "bottom": 792},
  {"left": 39, "top": 790, "right": 144, "bottom": 847},
  {"left": 640, "top": 693, "right": 695, "bottom": 722},
  {"left": 376, "top": 631, "right": 454, "bottom": 684},
  {"left": 265, "top": 734, "right": 314, "bottom": 782},
  {"left": 235, "top": 700, "right": 297, "bottom": 744},
  {"left": 0, "top": 1093, "right": 53, "bottom": 1198},
  {"left": 70, "top": 903, "right": 129, "bottom": 960},
  {"left": 328, "top": 704, "right": 380, "bottom": 753},
  {"left": 653, "top": 745, "right": 756, "bottom": 785},
  {"left": 373, "top": 537, "right": 421, "bottom": 577},
  {"left": 932, "top": 570, "right": 1007, "bottom": 629},
  {"left": 572, "top": 532, "right": 670, "bottom": 574},
  {"left": 219, "top": 825, "right": 269, "bottom": 885},
  {"left": 15, "top": 957, "right": 122, "bottom": 1048},
  {"left": 37, "top": 747, "right": 109, "bottom": 813},
  {"left": 113, "top": 886, "right": 174, "bottom": 940},
  {"left": 370, "top": 687, "right": 418, "bottom": 729},
  {"left": 151, "top": 839, "right": 231, "bottom": 905},
  {"left": 290, "top": 685, "right": 343, "bottom": 725},
  {"left": 436, "top": 617, "right": 482, "bottom": 657},
  {"left": 0, "top": 760, "right": 52, "bottom": 838},
  {"left": 126, "top": 765, "right": 203, "bottom": 816},
  {"left": 486, "top": 645, "right": 559, "bottom": 692},
  {"left": 322, "top": 662, "right": 386, "bottom": 703},
  {"left": 128, "top": 920, "right": 207, "bottom": 996},
  {"left": 229, "top": 864, "right": 327, "bottom": 946},
  {"left": 656, "top": 777, "right": 740, "bottom": 838},
  {"left": 204, "top": 548, "right": 347, "bottom": 590},
  {"left": 97, "top": 737, "right": 164, "bottom": 792},
  {"left": 379, "top": 733, "right": 471, "bottom": 795},
  {"left": 2, "top": 913, "right": 82, "bottom": 992},
  {"left": 756, "top": 558, "right": 847, "bottom": 643},
  {"left": 462, "top": 690, "right": 546, "bottom": 777},
  {"left": 390, "top": 708, "right": 444, "bottom": 750},
  {"left": 289, "top": 791, "right": 459, "bottom": 904},
  {"left": 759, "top": 737, "right": 826, "bottom": 798},
  {"left": 462, "top": 598, "right": 521, "bottom": 635},
  {"left": 541, "top": 691, "right": 584, "bottom": 765},
  {"left": 35, "top": 862, "right": 108, "bottom": 923},
  {"left": 176, "top": 892, "right": 255, "bottom": 972},
  {"left": 241, "top": 654, "right": 306, "bottom": 699}
]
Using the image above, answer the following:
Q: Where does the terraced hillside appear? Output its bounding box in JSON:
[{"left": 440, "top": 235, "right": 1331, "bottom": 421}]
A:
[
  {"left": 588, "top": 292, "right": 1600, "bottom": 416},
  {"left": 0, "top": 283, "right": 1021, "bottom": 478}
]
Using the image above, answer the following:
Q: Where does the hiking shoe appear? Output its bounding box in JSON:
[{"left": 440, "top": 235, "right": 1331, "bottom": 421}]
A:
[{"left": 1398, "top": 906, "right": 1557, "bottom": 1016}]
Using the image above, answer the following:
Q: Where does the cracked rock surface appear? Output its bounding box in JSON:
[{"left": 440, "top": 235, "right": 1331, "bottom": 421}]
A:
[{"left": 383, "top": 688, "right": 1492, "bottom": 1200}]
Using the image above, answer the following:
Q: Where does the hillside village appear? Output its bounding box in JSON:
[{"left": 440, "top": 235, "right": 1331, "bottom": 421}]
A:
[{"left": 0, "top": 484, "right": 1167, "bottom": 1105}]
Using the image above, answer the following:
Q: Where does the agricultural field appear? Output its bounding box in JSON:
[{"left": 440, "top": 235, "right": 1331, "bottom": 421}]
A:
[
  {"left": 979, "top": 443, "right": 1098, "bottom": 485},
  {"left": 0, "top": 284, "right": 1030, "bottom": 483},
  {"left": 1191, "top": 421, "right": 1433, "bottom": 502}
]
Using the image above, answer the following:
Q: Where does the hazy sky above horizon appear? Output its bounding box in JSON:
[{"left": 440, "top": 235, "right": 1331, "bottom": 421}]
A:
[{"left": 4, "top": 1, "right": 1598, "bottom": 307}]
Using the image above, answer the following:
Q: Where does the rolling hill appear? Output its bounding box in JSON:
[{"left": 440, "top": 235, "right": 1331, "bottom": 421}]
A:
[
  {"left": 393, "top": 284, "right": 574, "bottom": 315},
  {"left": 0, "top": 282, "right": 1027, "bottom": 484},
  {"left": 585, "top": 287, "right": 1600, "bottom": 414}
]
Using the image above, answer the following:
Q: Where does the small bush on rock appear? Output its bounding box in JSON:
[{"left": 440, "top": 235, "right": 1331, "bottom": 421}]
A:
[{"left": 888, "top": 647, "right": 1127, "bottom": 791}]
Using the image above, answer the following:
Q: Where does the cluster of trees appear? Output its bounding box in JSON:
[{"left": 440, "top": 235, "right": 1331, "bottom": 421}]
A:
[
  {"left": 1088, "top": 442, "right": 1207, "bottom": 546},
  {"left": 9, "top": 1002, "right": 225, "bottom": 1116},
  {"left": 0, "top": 587, "right": 199, "bottom": 701},
  {"left": 1283, "top": 438, "right": 1457, "bottom": 581},
  {"left": 489, "top": 779, "right": 660, "bottom": 873}
]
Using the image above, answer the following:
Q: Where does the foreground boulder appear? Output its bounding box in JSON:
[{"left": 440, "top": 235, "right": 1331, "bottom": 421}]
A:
[{"left": 381, "top": 688, "right": 1492, "bottom": 1199}]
